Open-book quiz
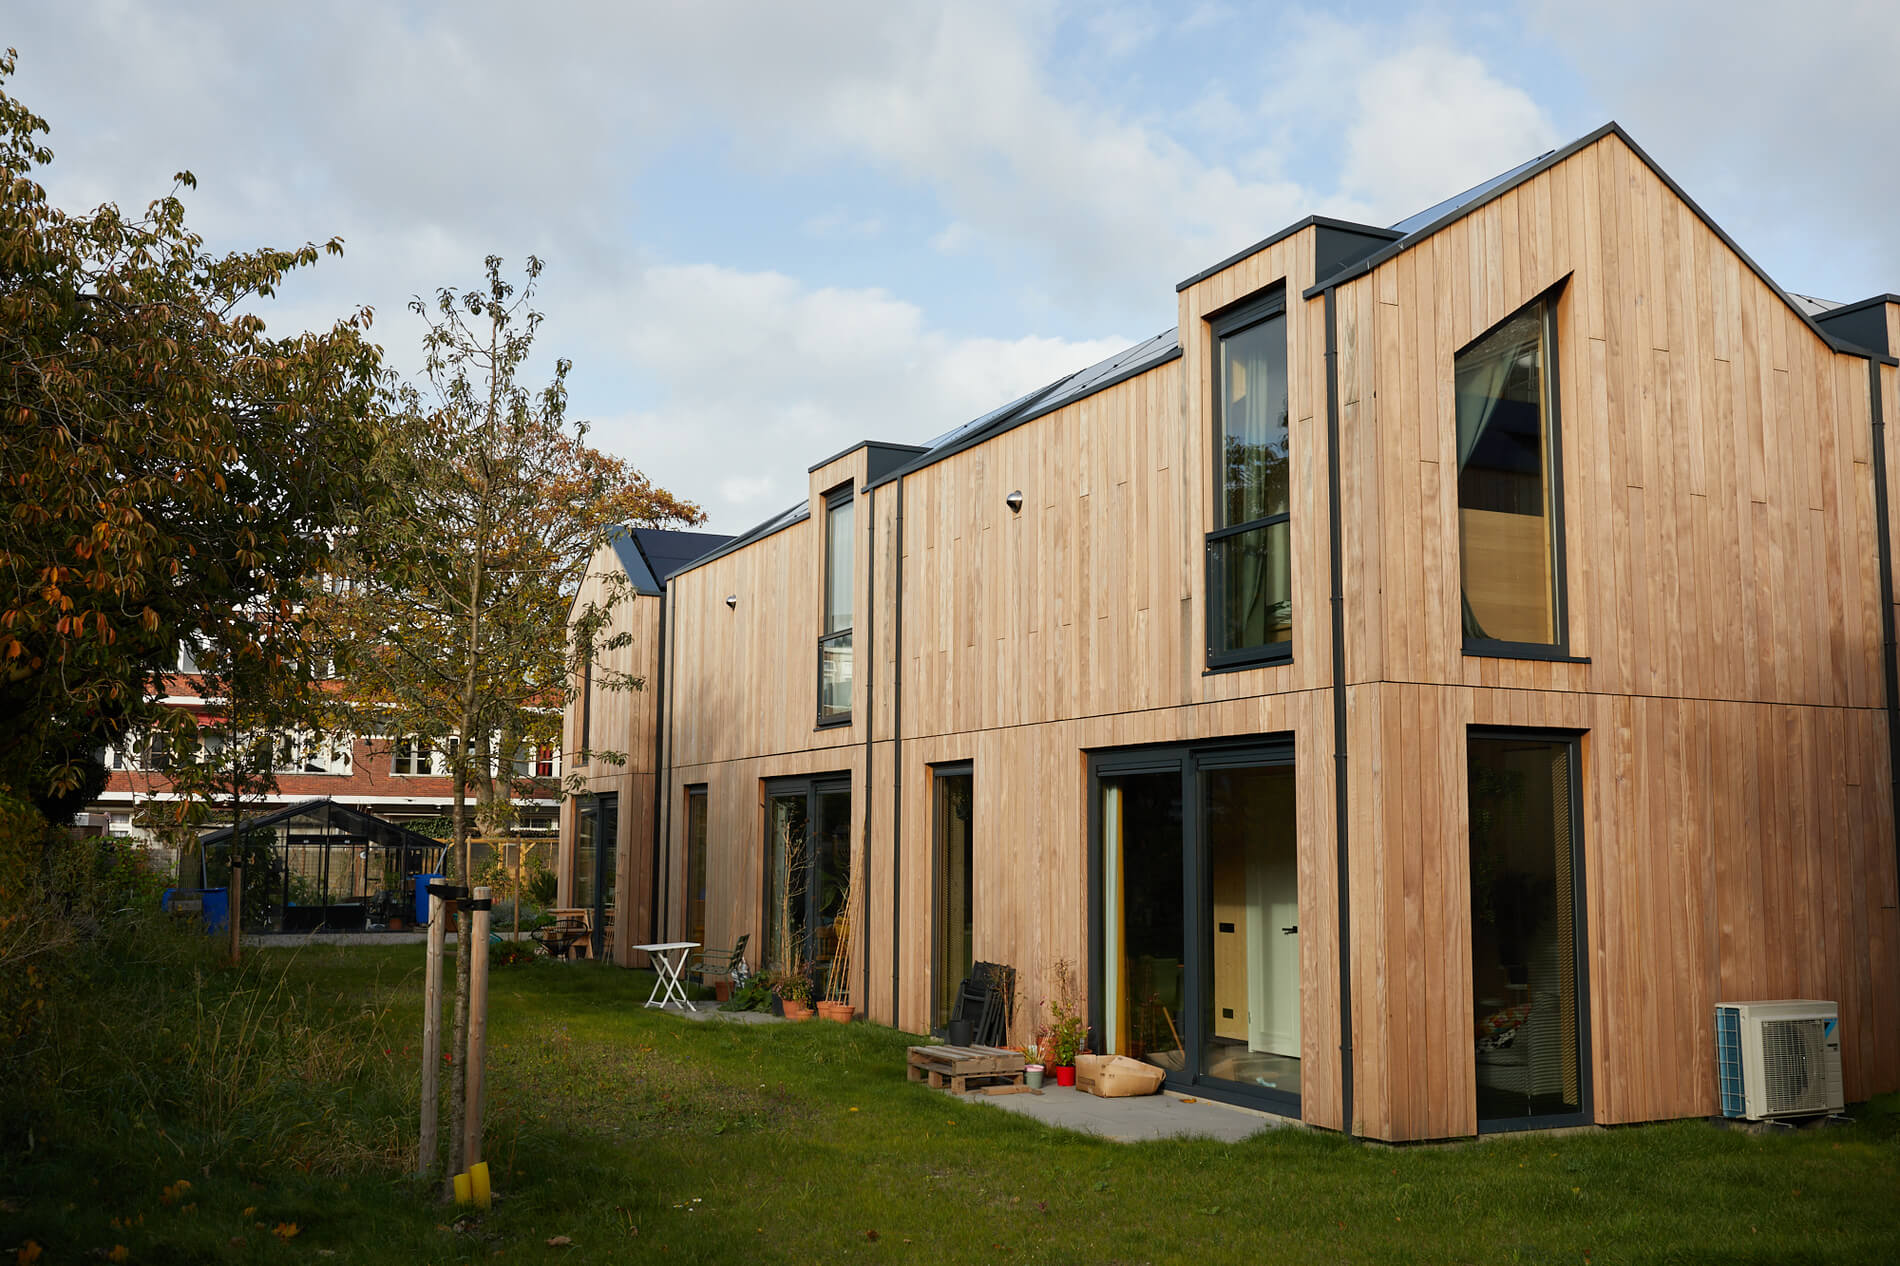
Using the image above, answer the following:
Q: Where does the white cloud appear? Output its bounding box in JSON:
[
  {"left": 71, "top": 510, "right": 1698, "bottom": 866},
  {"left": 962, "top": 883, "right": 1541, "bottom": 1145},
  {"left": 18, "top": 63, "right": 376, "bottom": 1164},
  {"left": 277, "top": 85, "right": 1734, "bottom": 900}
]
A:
[
  {"left": 1340, "top": 44, "right": 1559, "bottom": 224},
  {"left": 1520, "top": 0, "right": 1900, "bottom": 299},
  {"left": 593, "top": 264, "right": 1129, "bottom": 530}
]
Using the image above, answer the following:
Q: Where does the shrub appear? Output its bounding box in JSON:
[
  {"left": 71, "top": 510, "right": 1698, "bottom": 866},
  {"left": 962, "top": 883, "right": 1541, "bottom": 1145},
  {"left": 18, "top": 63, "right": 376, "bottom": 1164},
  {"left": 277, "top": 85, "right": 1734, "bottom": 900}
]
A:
[{"left": 490, "top": 939, "right": 541, "bottom": 967}]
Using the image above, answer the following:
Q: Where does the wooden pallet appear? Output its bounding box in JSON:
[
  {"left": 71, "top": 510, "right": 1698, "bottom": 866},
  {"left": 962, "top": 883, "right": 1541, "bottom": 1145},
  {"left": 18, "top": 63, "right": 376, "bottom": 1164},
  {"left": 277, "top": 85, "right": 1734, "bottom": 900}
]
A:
[{"left": 906, "top": 1044, "right": 1026, "bottom": 1093}]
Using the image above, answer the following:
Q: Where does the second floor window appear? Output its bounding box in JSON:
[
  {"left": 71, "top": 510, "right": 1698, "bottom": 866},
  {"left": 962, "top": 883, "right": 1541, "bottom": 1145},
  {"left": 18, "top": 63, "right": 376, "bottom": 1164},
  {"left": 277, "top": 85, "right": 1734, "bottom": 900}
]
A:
[
  {"left": 392, "top": 737, "right": 432, "bottom": 775},
  {"left": 1456, "top": 294, "right": 1566, "bottom": 653},
  {"left": 818, "top": 486, "right": 854, "bottom": 724},
  {"left": 1207, "top": 290, "right": 1291, "bottom": 667}
]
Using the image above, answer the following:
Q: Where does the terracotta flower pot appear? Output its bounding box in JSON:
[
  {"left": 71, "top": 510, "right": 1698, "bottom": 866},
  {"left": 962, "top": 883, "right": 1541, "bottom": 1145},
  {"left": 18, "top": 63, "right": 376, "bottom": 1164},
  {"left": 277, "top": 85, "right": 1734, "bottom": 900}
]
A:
[
  {"left": 819, "top": 1002, "right": 855, "bottom": 1023},
  {"left": 781, "top": 1000, "right": 814, "bottom": 1021},
  {"left": 714, "top": 979, "right": 732, "bottom": 1003},
  {"left": 1054, "top": 1064, "right": 1077, "bottom": 1087}
]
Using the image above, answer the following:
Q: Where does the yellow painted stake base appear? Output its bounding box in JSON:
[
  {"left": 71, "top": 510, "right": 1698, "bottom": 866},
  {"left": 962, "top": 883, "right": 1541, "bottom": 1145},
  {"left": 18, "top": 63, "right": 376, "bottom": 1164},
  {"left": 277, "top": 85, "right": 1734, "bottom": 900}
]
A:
[{"left": 451, "top": 1162, "right": 492, "bottom": 1210}]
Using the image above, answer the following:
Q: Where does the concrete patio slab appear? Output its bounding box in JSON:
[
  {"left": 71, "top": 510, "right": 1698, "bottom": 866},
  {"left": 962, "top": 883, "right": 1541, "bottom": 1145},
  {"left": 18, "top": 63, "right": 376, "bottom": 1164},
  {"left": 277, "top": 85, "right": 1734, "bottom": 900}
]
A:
[{"left": 949, "top": 1082, "right": 1291, "bottom": 1143}]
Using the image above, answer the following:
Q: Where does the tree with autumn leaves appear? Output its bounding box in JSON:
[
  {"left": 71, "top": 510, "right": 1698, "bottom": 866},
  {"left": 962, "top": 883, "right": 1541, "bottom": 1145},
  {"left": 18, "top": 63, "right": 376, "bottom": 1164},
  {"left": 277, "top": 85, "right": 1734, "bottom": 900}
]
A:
[
  {"left": 0, "top": 48, "right": 384, "bottom": 828},
  {"left": 309, "top": 258, "right": 701, "bottom": 1179},
  {"left": 3, "top": 48, "right": 701, "bottom": 1187}
]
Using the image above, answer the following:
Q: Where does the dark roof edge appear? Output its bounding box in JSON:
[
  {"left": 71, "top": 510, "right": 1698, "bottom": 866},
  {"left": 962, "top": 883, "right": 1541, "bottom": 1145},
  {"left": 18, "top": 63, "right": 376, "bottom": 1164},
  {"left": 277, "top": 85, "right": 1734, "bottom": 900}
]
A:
[
  {"left": 1303, "top": 122, "right": 1618, "bottom": 298},
  {"left": 864, "top": 342, "right": 1184, "bottom": 494},
  {"left": 666, "top": 504, "right": 812, "bottom": 580},
  {"left": 807, "top": 438, "right": 930, "bottom": 474},
  {"left": 1814, "top": 293, "right": 1900, "bottom": 321},
  {"left": 1299, "top": 121, "right": 1871, "bottom": 362},
  {"left": 629, "top": 527, "right": 735, "bottom": 587},
  {"left": 1176, "top": 215, "right": 1403, "bottom": 293}
]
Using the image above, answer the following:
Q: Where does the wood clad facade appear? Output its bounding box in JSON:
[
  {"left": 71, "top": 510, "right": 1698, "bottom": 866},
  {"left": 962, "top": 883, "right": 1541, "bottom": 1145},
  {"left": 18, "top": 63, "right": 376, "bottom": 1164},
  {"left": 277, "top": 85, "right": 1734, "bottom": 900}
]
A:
[
  {"left": 561, "top": 542, "right": 663, "bottom": 967},
  {"left": 582, "top": 126, "right": 1900, "bottom": 1140}
]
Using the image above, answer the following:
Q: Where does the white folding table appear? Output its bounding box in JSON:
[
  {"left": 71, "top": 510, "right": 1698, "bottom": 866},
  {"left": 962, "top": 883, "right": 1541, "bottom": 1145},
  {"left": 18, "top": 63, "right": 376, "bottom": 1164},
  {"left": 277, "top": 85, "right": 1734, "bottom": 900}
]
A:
[{"left": 634, "top": 941, "right": 701, "bottom": 1011}]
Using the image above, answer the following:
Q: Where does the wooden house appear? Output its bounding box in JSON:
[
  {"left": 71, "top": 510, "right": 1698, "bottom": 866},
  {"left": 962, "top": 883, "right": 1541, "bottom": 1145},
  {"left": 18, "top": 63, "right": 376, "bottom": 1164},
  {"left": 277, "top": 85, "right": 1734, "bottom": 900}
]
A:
[{"left": 564, "top": 124, "right": 1900, "bottom": 1140}]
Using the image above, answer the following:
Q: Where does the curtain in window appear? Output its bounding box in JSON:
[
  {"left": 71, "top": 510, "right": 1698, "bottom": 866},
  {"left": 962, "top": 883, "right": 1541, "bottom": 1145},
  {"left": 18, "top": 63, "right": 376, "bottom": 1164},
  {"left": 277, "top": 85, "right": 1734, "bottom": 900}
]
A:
[
  {"left": 1218, "top": 315, "right": 1290, "bottom": 650},
  {"left": 1455, "top": 308, "right": 1546, "bottom": 641}
]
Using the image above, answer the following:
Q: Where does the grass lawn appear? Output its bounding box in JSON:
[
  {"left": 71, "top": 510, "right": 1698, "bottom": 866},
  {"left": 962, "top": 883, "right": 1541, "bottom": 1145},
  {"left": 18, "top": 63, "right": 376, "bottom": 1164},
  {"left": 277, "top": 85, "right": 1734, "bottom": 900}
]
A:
[{"left": 4, "top": 942, "right": 1899, "bottom": 1264}]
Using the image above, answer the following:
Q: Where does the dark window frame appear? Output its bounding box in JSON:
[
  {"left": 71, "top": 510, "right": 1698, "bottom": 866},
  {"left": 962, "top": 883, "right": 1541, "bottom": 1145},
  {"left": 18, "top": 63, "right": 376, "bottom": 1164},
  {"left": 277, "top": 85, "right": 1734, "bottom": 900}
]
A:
[
  {"left": 1086, "top": 733, "right": 1302, "bottom": 1119},
  {"left": 1206, "top": 287, "right": 1295, "bottom": 671},
  {"left": 760, "top": 772, "right": 853, "bottom": 975},
  {"left": 1456, "top": 280, "right": 1575, "bottom": 662},
  {"left": 816, "top": 483, "right": 855, "bottom": 728},
  {"left": 683, "top": 783, "right": 709, "bottom": 948},
  {"left": 1466, "top": 725, "right": 1593, "bottom": 1134},
  {"left": 928, "top": 761, "right": 975, "bottom": 1035}
]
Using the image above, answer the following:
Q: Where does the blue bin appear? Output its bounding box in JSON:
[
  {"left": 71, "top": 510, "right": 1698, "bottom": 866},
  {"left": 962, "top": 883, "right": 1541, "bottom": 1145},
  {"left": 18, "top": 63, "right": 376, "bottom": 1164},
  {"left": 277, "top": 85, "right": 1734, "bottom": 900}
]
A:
[
  {"left": 162, "top": 887, "right": 228, "bottom": 933},
  {"left": 416, "top": 874, "right": 444, "bottom": 925}
]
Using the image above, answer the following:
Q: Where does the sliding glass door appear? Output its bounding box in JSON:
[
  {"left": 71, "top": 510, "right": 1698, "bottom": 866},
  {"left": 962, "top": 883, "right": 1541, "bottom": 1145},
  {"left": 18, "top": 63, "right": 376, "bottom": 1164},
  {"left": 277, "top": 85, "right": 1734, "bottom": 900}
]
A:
[
  {"left": 1094, "top": 741, "right": 1299, "bottom": 1113},
  {"left": 763, "top": 775, "right": 851, "bottom": 979},
  {"left": 574, "top": 793, "right": 617, "bottom": 959}
]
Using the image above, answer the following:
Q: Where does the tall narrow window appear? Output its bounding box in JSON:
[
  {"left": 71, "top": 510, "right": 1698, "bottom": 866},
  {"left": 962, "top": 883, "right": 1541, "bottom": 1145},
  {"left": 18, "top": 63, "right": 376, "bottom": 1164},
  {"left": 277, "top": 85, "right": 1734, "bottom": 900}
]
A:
[
  {"left": 1469, "top": 732, "right": 1589, "bottom": 1129},
  {"left": 818, "top": 487, "right": 854, "bottom": 724},
  {"left": 685, "top": 786, "right": 708, "bottom": 948},
  {"left": 1207, "top": 291, "right": 1292, "bottom": 667},
  {"left": 578, "top": 653, "right": 592, "bottom": 756},
  {"left": 931, "top": 766, "right": 974, "bottom": 1030},
  {"left": 1457, "top": 296, "right": 1566, "bottom": 652}
]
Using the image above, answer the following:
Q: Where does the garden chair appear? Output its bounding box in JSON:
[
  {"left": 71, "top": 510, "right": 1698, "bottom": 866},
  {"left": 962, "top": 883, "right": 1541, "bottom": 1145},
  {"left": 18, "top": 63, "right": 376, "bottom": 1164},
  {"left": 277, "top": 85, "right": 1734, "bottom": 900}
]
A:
[{"left": 691, "top": 933, "right": 750, "bottom": 988}]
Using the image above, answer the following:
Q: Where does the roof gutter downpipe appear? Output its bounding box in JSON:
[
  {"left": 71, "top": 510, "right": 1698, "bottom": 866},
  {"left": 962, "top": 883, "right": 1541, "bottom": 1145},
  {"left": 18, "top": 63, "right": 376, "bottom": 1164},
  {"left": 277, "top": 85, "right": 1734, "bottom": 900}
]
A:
[
  {"left": 890, "top": 474, "right": 906, "bottom": 1024},
  {"left": 1866, "top": 358, "right": 1900, "bottom": 909},
  {"left": 1324, "top": 284, "right": 1356, "bottom": 1139},
  {"left": 649, "top": 586, "right": 669, "bottom": 946},
  {"left": 860, "top": 482, "right": 876, "bottom": 1012}
]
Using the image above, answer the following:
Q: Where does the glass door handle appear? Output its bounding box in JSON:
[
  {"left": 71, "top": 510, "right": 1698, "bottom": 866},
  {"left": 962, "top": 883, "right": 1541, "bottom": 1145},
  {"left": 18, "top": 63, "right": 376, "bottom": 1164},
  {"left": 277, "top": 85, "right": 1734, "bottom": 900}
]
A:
[{"left": 1281, "top": 925, "right": 1299, "bottom": 935}]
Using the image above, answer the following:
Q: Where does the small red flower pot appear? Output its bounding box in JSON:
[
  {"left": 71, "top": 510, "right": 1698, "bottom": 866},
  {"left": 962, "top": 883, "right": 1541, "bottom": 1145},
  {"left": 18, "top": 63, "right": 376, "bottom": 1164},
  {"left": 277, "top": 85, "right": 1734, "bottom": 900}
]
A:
[{"left": 1054, "top": 1064, "right": 1077, "bottom": 1087}]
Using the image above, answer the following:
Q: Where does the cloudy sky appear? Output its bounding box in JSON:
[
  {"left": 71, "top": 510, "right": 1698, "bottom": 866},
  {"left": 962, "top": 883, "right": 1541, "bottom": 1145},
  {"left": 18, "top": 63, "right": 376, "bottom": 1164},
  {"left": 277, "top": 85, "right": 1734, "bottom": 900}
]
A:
[{"left": 11, "top": 1, "right": 1897, "bottom": 532}]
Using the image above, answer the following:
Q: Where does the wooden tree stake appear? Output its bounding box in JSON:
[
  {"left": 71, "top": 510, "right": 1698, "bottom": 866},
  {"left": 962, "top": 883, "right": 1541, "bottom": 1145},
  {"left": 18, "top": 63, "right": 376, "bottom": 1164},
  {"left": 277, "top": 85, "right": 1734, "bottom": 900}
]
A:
[
  {"left": 462, "top": 885, "right": 492, "bottom": 1169},
  {"left": 418, "top": 886, "right": 446, "bottom": 1177}
]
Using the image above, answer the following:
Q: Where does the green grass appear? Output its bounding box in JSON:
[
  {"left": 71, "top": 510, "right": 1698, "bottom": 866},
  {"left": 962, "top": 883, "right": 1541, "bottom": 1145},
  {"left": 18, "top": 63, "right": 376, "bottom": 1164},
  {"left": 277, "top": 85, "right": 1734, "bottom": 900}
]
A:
[{"left": 4, "top": 942, "right": 1899, "bottom": 1265}]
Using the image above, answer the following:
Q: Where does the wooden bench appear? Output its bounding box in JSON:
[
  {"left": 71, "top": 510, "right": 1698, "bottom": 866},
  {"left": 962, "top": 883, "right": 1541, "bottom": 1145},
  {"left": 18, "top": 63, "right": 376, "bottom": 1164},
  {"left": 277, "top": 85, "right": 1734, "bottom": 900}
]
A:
[{"left": 906, "top": 1044, "right": 1026, "bottom": 1093}]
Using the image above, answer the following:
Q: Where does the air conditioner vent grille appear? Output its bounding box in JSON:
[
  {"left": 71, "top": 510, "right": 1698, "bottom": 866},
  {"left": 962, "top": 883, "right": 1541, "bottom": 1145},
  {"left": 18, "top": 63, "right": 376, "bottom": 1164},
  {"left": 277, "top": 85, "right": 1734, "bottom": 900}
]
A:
[{"left": 1759, "top": 1019, "right": 1831, "bottom": 1114}]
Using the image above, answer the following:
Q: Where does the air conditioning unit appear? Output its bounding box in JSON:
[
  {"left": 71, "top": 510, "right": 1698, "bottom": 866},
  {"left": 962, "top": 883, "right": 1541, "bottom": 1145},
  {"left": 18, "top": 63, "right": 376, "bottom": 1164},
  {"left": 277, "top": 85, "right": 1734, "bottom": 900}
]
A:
[{"left": 1714, "top": 1000, "right": 1843, "bottom": 1120}]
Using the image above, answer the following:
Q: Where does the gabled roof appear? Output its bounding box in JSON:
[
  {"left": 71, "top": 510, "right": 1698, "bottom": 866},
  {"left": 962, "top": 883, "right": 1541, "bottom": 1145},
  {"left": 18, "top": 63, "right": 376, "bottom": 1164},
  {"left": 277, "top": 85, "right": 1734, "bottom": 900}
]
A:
[
  {"left": 198, "top": 797, "right": 448, "bottom": 852},
  {"left": 1299, "top": 122, "right": 1878, "bottom": 362}
]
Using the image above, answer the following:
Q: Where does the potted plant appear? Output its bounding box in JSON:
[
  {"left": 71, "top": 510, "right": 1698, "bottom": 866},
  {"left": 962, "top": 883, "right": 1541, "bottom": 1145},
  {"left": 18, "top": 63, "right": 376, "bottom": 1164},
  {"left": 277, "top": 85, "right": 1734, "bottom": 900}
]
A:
[
  {"left": 770, "top": 966, "right": 814, "bottom": 1020},
  {"left": 1022, "top": 1034, "right": 1046, "bottom": 1089},
  {"left": 1044, "top": 957, "right": 1089, "bottom": 1086}
]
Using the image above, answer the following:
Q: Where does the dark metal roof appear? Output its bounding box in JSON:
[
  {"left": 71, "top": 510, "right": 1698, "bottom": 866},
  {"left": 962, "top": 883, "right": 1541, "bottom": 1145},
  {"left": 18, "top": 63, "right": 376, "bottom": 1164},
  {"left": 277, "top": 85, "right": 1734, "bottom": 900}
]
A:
[
  {"left": 605, "top": 525, "right": 734, "bottom": 595},
  {"left": 1812, "top": 295, "right": 1900, "bottom": 358},
  {"left": 805, "top": 439, "right": 930, "bottom": 477},
  {"left": 1384, "top": 150, "right": 1555, "bottom": 237},
  {"left": 1176, "top": 215, "right": 1402, "bottom": 293},
  {"left": 198, "top": 797, "right": 449, "bottom": 853},
  {"left": 630, "top": 527, "right": 734, "bottom": 587}
]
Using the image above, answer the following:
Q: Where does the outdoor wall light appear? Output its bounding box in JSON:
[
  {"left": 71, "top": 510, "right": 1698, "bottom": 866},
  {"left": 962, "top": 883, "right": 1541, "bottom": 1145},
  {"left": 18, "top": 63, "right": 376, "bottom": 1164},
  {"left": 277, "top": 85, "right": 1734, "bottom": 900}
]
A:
[
  {"left": 725, "top": 594, "right": 738, "bottom": 609},
  {"left": 1006, "top": 490, "right": 1024, "bottom": 514}
]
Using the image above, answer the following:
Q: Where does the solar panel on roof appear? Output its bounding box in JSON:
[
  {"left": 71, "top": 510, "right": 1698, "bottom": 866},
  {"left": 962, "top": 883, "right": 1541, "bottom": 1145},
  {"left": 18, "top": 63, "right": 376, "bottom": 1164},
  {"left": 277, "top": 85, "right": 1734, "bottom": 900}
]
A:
[{"left": 1386, "top": 150, "right": 1555, "bottom": 238}]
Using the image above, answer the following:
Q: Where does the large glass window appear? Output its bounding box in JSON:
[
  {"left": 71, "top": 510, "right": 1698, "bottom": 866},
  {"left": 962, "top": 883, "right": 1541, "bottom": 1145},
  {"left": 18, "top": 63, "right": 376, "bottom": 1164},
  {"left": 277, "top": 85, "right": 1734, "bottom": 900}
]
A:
[
  {"left": 1098, "top": 742, "right": 1300, "bottom": 1115},
  {"left": 1207, "top": 294, "right": 1292, "bottom": 666},
  {"left": 763, "top": 776, "right": 852, "bottom": 978},
  {"left": 1457, "top": 298, "right": 1566, "bottom": 651},
  {"left": 931, "top": 766, "right": 974, "bottom": 1030},
  {"left": 819, "top": 489, "right": 854, "bottom": 723},
  {"left": 1469, "top": 733, "right": 1588, "bottom": 1129}
]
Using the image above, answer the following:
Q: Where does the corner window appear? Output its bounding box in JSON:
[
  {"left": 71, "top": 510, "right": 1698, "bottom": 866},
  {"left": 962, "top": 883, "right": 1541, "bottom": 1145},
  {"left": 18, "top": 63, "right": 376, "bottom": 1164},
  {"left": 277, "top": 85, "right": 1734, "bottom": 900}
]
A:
[
  {"left": 818, "top": 487, "right": 854, "bottom": 725},
  {"left": 1207, "top": 291, "right": 1291, "bottom": 668},
  {"left": 1457, "top": 294, "right": 1568, "bottom": 655}
]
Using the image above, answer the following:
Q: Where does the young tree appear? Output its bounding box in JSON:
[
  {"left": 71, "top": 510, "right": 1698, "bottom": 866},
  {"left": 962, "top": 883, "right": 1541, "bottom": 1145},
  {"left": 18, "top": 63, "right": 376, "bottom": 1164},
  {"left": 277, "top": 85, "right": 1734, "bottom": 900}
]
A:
[
  {"left": 314, "top": 256, "right": 700, "bottom": 1179},
  {"left": 0, "top": 49, "right": 384, "bottom": 829}
]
